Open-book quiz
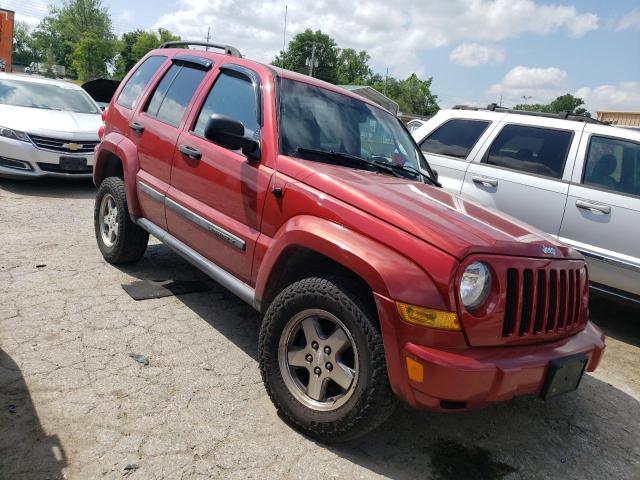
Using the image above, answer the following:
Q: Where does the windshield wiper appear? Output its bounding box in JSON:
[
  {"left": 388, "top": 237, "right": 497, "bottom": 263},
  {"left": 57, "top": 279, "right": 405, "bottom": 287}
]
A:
[
  {"left": 370, "top": 160, "right": 427, "bottom": 183},
  {"left": 295, "top": 148, "right": 406, "bottom": 179}
]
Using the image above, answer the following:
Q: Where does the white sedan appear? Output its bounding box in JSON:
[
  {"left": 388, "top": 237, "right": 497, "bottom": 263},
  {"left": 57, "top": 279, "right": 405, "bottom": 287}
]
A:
[{"left": 0, "top": 73, "right": 102, "bottom": 179}]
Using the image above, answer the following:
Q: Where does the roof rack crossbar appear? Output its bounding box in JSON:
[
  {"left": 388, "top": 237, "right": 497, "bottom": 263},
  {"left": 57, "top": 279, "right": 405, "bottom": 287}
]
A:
[
  {"left": 452, "top": 104, "right": 604, "bottom": 125},
  {"left": 159, "top": 41, "right": 242, "bottom": 58}
]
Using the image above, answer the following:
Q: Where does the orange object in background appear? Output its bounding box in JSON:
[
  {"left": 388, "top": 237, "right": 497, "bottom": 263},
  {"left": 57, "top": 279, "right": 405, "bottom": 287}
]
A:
[{"left": 0, "top": 8, "right": 15, "bottom": 73}]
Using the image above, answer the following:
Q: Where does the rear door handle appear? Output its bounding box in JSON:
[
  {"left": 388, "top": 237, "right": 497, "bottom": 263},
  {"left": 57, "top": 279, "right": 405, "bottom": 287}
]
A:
[
  {"left": 179, "top": 144, "right": 202, "bottom": 160},
  {"left": 576, "top": 199, "right": 611, "bottom": 215},
  {"left": 472, "top": 175, "right": 498, "bottom": 188},
  {"left": 129, "top": 121, "right": 145, "bottom": 134}
]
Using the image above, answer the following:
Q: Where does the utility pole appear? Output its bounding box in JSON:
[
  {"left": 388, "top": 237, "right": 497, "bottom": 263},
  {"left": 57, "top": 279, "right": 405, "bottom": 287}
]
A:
[
  {"left": 499, "top": 95, "right": 503, "bottom": 107},
  {"left": 522, "top": 95, "right": 532, "bottom": 105},
  {"left": 384, "top": 67, "right": 389, "bottom": 96},
  {"left": 205, "top": 27, "right": 211, "bottom": 51},
  {"left": 305, "top": 42, "right": 319, "bottom": 77}
]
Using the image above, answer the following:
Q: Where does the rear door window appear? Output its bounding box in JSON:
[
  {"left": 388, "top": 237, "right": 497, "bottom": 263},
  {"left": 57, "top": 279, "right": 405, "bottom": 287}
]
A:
[
  {"left": 583, "top": 135, "right": 640, "bottom": 197},
  {"left": 145, "top": 64, "right": 207, "bottom": 127},
  {"left": 484, "top": 124, "right": 573, "bottom": 179},
  {"left": 117, "top": 55, "right": 166, "bottom": 110},
  {"left": 420, "top": 119, "right": 490, "bottom": 159}
]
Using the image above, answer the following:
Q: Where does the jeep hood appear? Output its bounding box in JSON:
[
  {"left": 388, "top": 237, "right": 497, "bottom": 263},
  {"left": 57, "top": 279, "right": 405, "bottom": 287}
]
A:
[{"left": 284, "top": 159, "right": 580, "bottom": 261}]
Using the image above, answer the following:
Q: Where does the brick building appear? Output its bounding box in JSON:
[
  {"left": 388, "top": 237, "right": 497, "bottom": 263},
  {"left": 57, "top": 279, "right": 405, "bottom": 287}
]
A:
[{"left": 0, "top": 8, "right": 15, "bottom": 73}]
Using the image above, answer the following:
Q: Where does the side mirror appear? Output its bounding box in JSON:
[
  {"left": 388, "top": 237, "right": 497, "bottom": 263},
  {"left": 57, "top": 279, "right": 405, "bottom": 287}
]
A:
[
  {"left": 432, "top": 169, "right": 439, "bottom": 182},
  {"left": 204, "top": 114, "right": 261, "bottom": 162}
]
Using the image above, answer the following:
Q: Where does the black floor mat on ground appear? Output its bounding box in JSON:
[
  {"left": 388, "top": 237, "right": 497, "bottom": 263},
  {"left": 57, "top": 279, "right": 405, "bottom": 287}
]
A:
[{"left": 122, "top": 279, "right": 211, "bottom": 300}]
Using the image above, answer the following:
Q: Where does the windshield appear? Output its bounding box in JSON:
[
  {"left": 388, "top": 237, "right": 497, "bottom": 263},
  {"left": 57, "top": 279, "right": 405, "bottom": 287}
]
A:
[
  {"left": 0, "top": 79, "right": 100, "bottom": 114},
  {"left": 278, "top": 79, "right": 429, "bottom": 175}
]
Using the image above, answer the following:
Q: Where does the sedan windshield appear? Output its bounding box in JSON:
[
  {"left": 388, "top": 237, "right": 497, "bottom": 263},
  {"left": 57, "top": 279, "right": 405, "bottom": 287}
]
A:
[
  {"left": 0, "top": 79, "right": 99, "bottom": 114},
  {"left": 278, "top": 79, "right": 432, "bottom": 180}
]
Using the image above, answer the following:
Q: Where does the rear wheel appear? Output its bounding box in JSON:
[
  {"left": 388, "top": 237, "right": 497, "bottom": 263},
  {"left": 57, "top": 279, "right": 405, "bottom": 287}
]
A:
[
  {"left": 259, "top": 277, "right": 396, "bottom": 442},
  {"left": 94, "top": 177, "right": 148, "bottom": 264}
]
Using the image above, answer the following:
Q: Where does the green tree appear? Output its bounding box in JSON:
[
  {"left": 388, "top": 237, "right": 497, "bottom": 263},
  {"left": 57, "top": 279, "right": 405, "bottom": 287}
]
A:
[
  {"left": 113, "top": 29, "right": 179, "bottom": 80},
  {"left": 336, "top": 48, "right": 371, "bottom": 85},
  {"left": 548, "top": 93, "right": 590, "bottom": 117},
  {"left": 273, "top": 29, "right": 339, "bottom": 83},
  {"left": 114, "top": 30, "right": 143, "bottom": 79},
  {"left": 12, "top": 22, "right": 37, "bottom": 65},
  {"left": 32, "top": 0, "right": 116, "bottom": 79},
  {"left": 71, "top": 32, "right": 115, "bottom": 80},
  {"left": 132, "top": 28, "right": 180, "bottom": 62},
  {"left": 370, "top": 73, "right": 439, "bottom": 116},
  {"left": 514, "top": 93, "right": 590, "bottom": 117}
]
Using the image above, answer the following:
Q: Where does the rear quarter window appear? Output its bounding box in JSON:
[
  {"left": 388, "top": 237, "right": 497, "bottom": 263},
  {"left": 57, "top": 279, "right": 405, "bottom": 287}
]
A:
[
  {"left": 117, "top": 55, "right": 166, "bottom": 110},
  {"left": 419, "top": 118, "right": 490, "bottom": 159},
  {"left": 583, "top": 135, "right": 640, "bottom": 197}
]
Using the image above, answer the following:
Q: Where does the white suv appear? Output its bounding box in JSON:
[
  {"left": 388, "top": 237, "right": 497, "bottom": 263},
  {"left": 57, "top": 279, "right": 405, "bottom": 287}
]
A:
[
  {"left": 413, "top": 105, "right": 640, "bottom": 303},
  {"left": 0, "top": 73, "right": 101, "bottom": 179}
]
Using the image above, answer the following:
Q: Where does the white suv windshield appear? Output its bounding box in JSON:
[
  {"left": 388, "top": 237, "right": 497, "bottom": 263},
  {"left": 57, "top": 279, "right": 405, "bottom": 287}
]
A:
[
  {"left": 279, "top": 79, "right": 428, "bottom": 174},
  {"left": 0, "top": 79, "right": 99, "bottom": 114}
]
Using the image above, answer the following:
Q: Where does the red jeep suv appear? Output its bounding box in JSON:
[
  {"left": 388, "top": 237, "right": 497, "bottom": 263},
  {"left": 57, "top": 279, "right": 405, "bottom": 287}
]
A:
[{"left": 93, "top": 41, "right": 605, "bottom": 442}]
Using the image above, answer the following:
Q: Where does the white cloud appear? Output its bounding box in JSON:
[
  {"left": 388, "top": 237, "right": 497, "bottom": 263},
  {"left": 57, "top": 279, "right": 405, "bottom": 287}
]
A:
[
  {"left": 153, "top": 0, "right": 599, "bottom": 77},
  {"left": 449, "top": 43, "right": 505, "bottom": 67},
  {"left": 488, "top": 66, "right": 568, "bottom": 105},
  {"left": 612, "top": 9, "right": 640, "bottom": 31},
  {"left": 575, "top": 83, "right": 640, "bottom": 113},
  {"left": 15, "top": 14, "right": 40, "bottom": 28}
]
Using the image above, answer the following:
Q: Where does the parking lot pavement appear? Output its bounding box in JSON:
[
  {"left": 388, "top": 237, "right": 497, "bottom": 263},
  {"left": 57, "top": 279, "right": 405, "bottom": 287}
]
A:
[{"left": 0, "top": 178, "right": 638, "bottom": 480}]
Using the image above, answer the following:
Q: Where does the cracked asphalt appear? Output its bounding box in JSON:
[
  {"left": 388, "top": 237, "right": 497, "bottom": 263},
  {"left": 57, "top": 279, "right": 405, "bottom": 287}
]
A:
[{"left": 1, "top": 178, "right": 639, "bottom": 480}]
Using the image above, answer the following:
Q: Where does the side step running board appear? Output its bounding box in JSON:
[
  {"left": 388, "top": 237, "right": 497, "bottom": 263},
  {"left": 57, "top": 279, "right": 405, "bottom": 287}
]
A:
[{"left": 134, "top": 217, "right": 261, "bottom": 311}]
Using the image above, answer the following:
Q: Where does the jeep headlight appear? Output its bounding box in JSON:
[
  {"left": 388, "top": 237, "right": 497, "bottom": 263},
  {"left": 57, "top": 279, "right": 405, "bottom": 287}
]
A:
[
  {"left": 0, "top": 127, "right": 30, "bottom": 142},
  {"left": 460, "top": 261, "right": 491, "bottom": 310}
]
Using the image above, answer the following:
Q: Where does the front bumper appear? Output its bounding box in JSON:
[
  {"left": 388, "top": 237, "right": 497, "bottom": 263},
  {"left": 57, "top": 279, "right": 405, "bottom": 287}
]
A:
[
  {"left": 0, "top": 136, "right": 95, "bottom": 179},
  {"left": 375, "top": 293, "right": 605, "bottom": 412}
]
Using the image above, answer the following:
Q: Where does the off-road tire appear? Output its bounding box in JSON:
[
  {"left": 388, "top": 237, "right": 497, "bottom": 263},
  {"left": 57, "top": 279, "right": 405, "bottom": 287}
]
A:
[
  {"left": 259, "top": 277, "right": 396, "bottom": 443},
  {"left": 94, "top": 176, "right": 148, "bottom": 264}
]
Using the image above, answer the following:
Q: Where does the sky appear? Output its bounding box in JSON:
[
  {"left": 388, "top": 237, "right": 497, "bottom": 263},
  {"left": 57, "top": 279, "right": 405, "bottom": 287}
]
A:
[{"left": 4, "top": 0, "right": 640, "bottom": 114}]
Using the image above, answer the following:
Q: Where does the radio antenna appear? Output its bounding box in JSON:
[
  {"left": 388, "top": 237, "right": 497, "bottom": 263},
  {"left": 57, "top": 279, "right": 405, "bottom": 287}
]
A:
[{"left": 272, "top": 4, "right": 288, "bottom": 198}]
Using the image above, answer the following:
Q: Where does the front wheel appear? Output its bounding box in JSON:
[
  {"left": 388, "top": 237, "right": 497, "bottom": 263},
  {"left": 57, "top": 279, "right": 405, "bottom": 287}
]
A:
[
  {"left": 259, "top": 277, "right": 396, "bottom": 442},
  {"left": 94, "top": 177, "right": 148, "bottom": 264}
]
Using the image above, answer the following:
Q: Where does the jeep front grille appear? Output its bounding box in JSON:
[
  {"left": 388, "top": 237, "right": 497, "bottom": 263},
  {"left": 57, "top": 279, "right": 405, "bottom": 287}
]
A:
[
  {"left": 28, "top": 134, "right": 99, "bottom": 154},
  {"left": 503, "top": 267, "right": 582, "bottom": 337}
]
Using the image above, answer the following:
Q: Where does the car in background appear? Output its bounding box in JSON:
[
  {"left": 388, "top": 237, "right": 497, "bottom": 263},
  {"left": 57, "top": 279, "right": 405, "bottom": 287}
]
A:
[
  {"left": 412, "top": 105, "right": 640, "bottom": 304},
  {"left": 0, "top": 73, "right": 102, "bottom": 179},
  {"left": 406, "top": 119, "right": 426, "bottom": 133}
]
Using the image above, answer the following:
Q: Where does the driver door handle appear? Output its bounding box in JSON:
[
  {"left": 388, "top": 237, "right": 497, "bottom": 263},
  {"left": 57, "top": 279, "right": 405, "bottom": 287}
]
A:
[
  {"left": 129, "top": 121, "right": 145, "bottom": 134},
  {"left": 576, "top": 199, "right": 611, "bottom": 215},
  {"left": 472, "top": 175, "right": 498, "bottom": 188},
  {"left": 179, "top": 144, "right": 202, "bottom": 161}
]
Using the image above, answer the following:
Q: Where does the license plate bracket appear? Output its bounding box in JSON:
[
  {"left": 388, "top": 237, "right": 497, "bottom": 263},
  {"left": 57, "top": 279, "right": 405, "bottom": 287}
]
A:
[
  {"left": 540, "top": 353, "right": 588, "bottom": 399},
  {"left": 59, "top": 156, "right": 87, "bottom": 171}
]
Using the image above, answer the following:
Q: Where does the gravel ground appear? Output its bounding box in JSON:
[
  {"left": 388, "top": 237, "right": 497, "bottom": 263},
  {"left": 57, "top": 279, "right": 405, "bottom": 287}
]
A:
[{"left": 0, "top": 178, "right": 638, "bottom": 480}]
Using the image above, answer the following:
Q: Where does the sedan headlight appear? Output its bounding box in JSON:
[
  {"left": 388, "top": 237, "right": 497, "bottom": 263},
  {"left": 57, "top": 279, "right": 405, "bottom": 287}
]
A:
[
  {"left": 0, "top": 127, "right": 30, "bottom": 142},
  {"left": 460, "top": 261, "right": 492, "bottom": 310}
]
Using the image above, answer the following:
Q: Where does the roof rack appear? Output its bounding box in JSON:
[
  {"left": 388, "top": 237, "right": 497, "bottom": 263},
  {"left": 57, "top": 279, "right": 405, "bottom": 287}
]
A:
[
  {"left": 452, "top": 103, "right": 604, "bottom": 125},
  {"left": 159, "top": 41, "right": 242, "bottom": 58}
]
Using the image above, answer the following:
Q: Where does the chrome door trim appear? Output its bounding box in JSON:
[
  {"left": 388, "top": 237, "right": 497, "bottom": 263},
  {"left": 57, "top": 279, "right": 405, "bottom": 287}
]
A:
[
  {"left": 138, "top": 181, "right": 165, "bottom": 203},
  {"left": 165, "top": 197, "right": 246, "bottom": 251},
  {"left": 134, "top": 217, "right": 260, "bottom": 310},
  {"left": 577, "top": 249, "right": 640, "bottom": 274},
  {"left": 137, "top": 180, "right": 246, "bottom": 251},
  {"left": 589, "top": 283, "right": 640, "bottom": 304}
]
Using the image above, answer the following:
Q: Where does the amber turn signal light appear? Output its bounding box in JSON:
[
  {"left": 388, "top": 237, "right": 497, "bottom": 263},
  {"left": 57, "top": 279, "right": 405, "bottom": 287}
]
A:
[
  {"left": 405, "top": 357, "right": 424, "bottom": 383},
  {"left": 396, "top": 302, "right": 461, "bottom": 331}
]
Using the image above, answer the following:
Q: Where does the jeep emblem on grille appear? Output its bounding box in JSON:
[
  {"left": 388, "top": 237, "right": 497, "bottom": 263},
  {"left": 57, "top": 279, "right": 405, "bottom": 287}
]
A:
[
  {"left": 63, "top": 142, "right": 82, "bottom": 151},
  {"left": 542, "top": 245, "right": 557, "bottom": 256}
]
